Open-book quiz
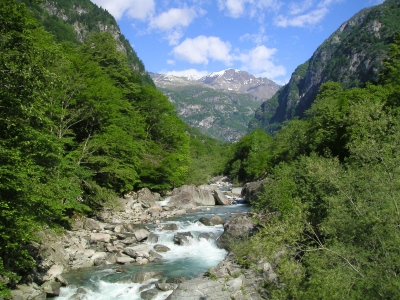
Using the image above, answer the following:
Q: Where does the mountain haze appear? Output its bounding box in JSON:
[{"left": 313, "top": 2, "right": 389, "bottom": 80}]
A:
[{"left": 250, "top": 0, "right": 400, "bottom": 133}]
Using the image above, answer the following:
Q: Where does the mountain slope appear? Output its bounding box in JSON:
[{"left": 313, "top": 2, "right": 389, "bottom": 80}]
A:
[
  {"left": 250, "top": 0, "right": 400, "bottom": 133},
  {"left": 19, "top": 0, "right": 153, "bottom": 85},
  {"left": 151, "top": 70, "right": 280, "bottom": 142}
]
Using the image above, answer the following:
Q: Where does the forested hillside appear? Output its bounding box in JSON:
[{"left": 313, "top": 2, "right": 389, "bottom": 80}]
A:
[
  {"left": 250, "top": 0, "right": 400, "bottom": 134},
  {"left": 228, "top": 32, "right": 400, "bottom": 298},
  {"left": 0, "top": 1, "right": 226, "bottom": 294}
]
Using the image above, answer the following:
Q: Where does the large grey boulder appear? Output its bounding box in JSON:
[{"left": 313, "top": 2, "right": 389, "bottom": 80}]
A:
[
  {"left": 134, "top": 228, "right": 150, "bottom": 242},
  {"left": 136, "top": 188, "right": 156, "bottom": 208},
  {"left": 166, "top": 192, "right": 197, "bottom": 210},
  {"left": 172, "top": 185, "right": 216, "bottom": 206},
  {"left": 217, "top": 214, "right": 257, "bottom": 249},
  {"left": 241, "top": 180, "right": 268, "bottom": 204},
  {"left": 173, "top": 232, "right": 193, "bottom": 245},
  {"left": 213, "top": 190, "right": 230, "bottom": 205}
]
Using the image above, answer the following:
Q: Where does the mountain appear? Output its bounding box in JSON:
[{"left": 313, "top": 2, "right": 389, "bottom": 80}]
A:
[
  {"left": 250, "top": 0, "right": 400, "bottom": 134},
  {"left": 19, "top": 0, "right": 153, "bottom": 85},
  {"left": 151, "top": 70, "right": 280, "bottom": 142},
  {"left": 152, "top": 69, "right": 280, "bottom": 102}
]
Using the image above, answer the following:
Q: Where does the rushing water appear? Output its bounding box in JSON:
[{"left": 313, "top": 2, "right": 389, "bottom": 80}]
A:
[{"left": 57, "top": 203, "right": 250, "bottom": 300}]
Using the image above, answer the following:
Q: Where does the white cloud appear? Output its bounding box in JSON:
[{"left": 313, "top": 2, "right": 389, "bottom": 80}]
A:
[
  {"left": 236, "top": 46, "right": 286, "bottom": 79},
  {"left": 149, "top": 6, "right": 204, "bottom": 45},
  {"left": 218, "top": 0, "right": 282, "bottom": 18},
  {"left": 240, "top": 26, "right": 269, "bottom": 45},
  {"left": 150, "top": 7, "right": 198, "bottom": 30},
  {"left": 288, "top": 0, "right": 314, "bottom": 15},
  {"left": 165, "top": 69, "right": 209, "bottom": 79},
  {"left": 172, "top": 36, "right": 233, "bottom": 65},
  {"left": 91, "top": 0, "right": 155, "bottom": 21},
  {"left": 275, "top": 7, "right": 328, "bottom": 27}
]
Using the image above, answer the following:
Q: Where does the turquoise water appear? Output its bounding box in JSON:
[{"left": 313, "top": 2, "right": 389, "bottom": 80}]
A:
[{"left": 57, "top": 203, "right": 250, "bottom": 299}]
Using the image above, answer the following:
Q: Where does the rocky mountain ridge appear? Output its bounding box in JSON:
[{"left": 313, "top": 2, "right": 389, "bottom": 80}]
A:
[
  {"left": 151, "top": 70, "right": 280, "bottom": 142},
  {"left": 250, "top": 0, "right": 400, "bottom": 133},
  {"left": 152, "top": 69, "right": 280, "bottom": 103}
]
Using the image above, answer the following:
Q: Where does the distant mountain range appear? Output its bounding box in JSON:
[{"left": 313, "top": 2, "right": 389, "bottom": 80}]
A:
[{"left": 150, "top": 70, "right": 280, "bottom": 142}]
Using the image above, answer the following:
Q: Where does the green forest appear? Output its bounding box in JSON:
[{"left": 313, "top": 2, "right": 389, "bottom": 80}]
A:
[
  {"left": 229, "top": 33, "right": 400, "bottom": 299},
  {"left": 0, "top": 0, "right": 226, "bottom": 294},
  {"left": 1, "top": 0, "right": 400, "bottom": 298}
]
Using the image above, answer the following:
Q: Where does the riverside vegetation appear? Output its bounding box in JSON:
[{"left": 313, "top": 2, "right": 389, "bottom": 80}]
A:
[{"left": 1, "top": 0, "right": 400, "bottom": 299}]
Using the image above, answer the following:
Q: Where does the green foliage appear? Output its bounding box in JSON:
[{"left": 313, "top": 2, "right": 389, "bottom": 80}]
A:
[
  {"left": 225, "top": 129, "right": 272, "bottom": 183},
  {"left": 0, "top": 0, "right": 198, "bottom": 292},
  {"left": 230, "top": 34, "right": 400, "bottom": 299}
]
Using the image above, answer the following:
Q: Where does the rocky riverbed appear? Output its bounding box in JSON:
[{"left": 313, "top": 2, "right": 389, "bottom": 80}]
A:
[{"left": 10, "top": 178, "right": 272, "bottom": 300}]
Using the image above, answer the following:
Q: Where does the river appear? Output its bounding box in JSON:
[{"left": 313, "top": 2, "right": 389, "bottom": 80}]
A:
[{"left": 56, "top": 201, "right": 250, "bottom": 300}]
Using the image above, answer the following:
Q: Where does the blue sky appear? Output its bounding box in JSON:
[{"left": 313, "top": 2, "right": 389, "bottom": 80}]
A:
[{"left": 91, "top": 0, "right": 384, "bottom": 84}]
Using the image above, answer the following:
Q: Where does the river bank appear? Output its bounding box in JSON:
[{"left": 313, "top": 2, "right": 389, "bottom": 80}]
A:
[{"left": 10, "top": 178, "right": 269, "bottom": 300}]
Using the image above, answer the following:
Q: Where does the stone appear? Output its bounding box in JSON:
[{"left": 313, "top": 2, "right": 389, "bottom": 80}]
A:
[
  {"left": 213, "top": 190, "right": 230, "bottom": 205},
  {"left": 134, "top": 228, "right": 150, "bottom": 242},
  {"left": 136, "top": 188, "right": 156, "bottom": 208},
  {"left": 123, "top": 244, "right": 151, "bottom": 258},
  {"left": 241, "top": 180, "right": 267, "bottom": 204},
  {"left": 147, "top": 233, "right": 159, "bottom": 243},
  {"left": 210, "top": 215, "right": 224, "bottom": 225},
  {"left": 91, "top": 252, "right": 107, "bottom": 260},
  {"left": 131, "top": 271, "right": 163, "bottom": 283},
  {"left": 173, "top": 232, "right": 193, "bottom": 245},
  {"left": 141, "top": 288, "right": 161, "bottom": 300},
  {"left": 90, "top": 233, "right": 111, "bottom": 243},
  {"left": 83, "top": 218, "right": 102, "bottom": 231},
  {"left": 116, "top": 256, "right": 135, "bottom": 264},
  {"left": 156, "top": 282, "right": 176, "bottom": 291},
  {"left": 217, "top": 214, "right": 257, "bottom": 249},
  {"left": 162, "top": 223, "right": 179, "bottom": 231},
  {"left": 172, "top": 185, "right": 215, "bottom": 206},
  {"left": 41, "top": 280, "right": 61, "bottom": 297},
  {"left": 149, "top": 250, "right": 163, "bottom": 259},
  {"left": 226, "top": 276, "right": 243, "bottom": 292},
  {"left": 166, "top": 192, "right": 197, "bottom": 210},
  {"left": 166, "top": 277, "right": 230, "bottom": 300},
  {"left": 154, "top": 244, "right": 171, "bottom": 252},
  {"left": 135, "top": 257, "right": 149, "bottom": 265}
]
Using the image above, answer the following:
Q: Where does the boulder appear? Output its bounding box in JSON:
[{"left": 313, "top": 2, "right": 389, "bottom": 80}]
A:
[
  {"left": 134, "top": 228, "right": 150, "bottom": 242},
  {"left": 83, "top": 218, "right": 102, "bottom": 231},
  {"left": 199, "top": 215, "right": 224, "bottom": 226},
  {"left": 116, "top": 256, "right": 135, "bottom": 264},
  {"left": 241, "top": 180, "right": 268, "bottom": 204},
  {"left": 136, "top": 188, "right": 156, "bottom": 208},
  {"left": 167, "top": 192, "right": 197, "bottom": 210},
  {"left": 213, "top": 190, "right": 230, "bottom": 205},
  {"left": 41, "top": 280, "right": 61, "bottom": 297},
  {"left": 131, "top": 271, "right": 163, "bottom": 283},
  {"left": 154, "top": 244, "right": 171, "bottom": 252},
  {"left": 123, "top": 244, "right": 151, "bottom": 258},
  {"left": 173, "top": 232, "right": 193, "bottom": 245},
  {"left": 90, "top": 233, "right": 111, "bottom": 243},
  {"left": 172, "top": 185, "right": 215, "bottom": 206},
  {"left": 141, "top": 288, "right": 162, "bottom": 300},
  {"left": 217, "top": 214, "right": 257, "bottom": 249}
]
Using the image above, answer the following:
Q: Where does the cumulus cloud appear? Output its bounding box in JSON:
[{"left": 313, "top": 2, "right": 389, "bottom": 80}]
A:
[
  {"left": 236, "top": 45, "right": 286, "bottom": 79},
  {"left": 91, "top": 0, "right": 155, "bottom": 21},
  {"left": 150, "top": 7, "right": 198, "bottom": 30},
  {"left": 165, "top": 69, "right": 209, "bottom": 79},
  {"left": 149, "top": 6, "right": 203, "bottom": 45},
  {"left": 172, "top": 36, "right": 233, "bottom": 65}
]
